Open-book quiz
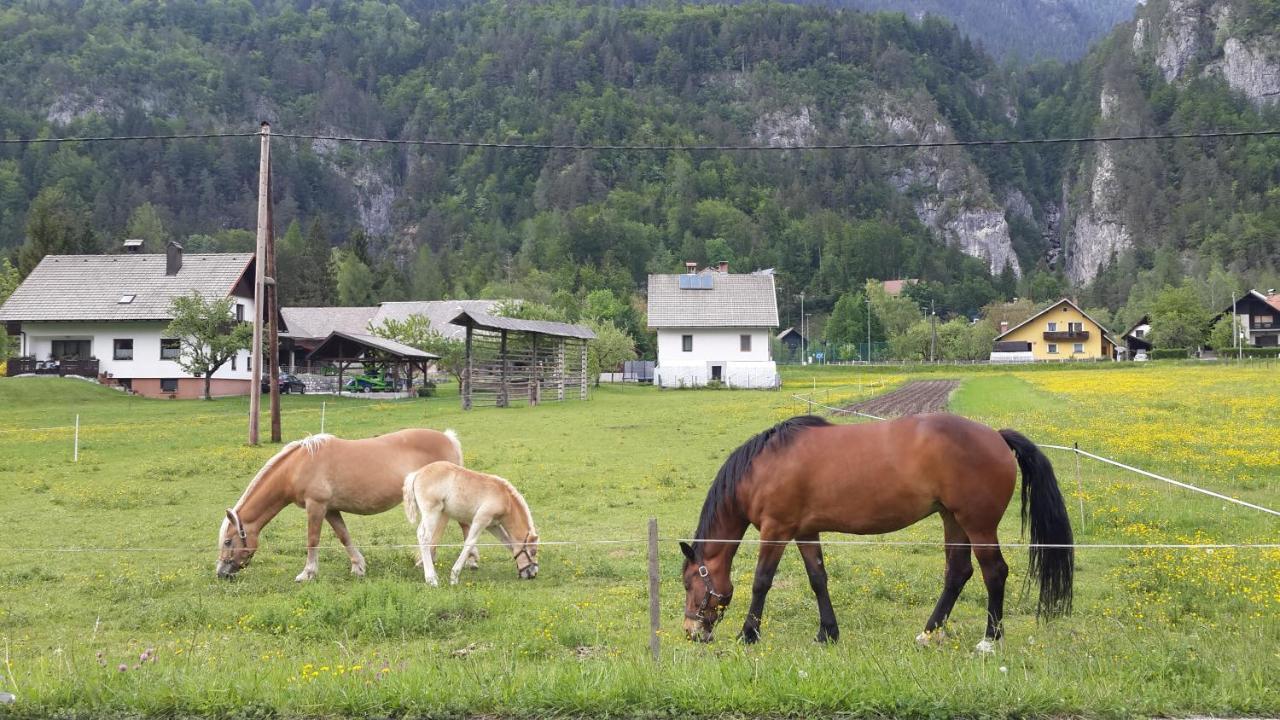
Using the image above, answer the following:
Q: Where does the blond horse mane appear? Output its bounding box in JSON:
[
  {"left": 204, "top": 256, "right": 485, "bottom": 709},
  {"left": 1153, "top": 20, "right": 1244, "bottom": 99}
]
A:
[{"left": 218, "top": 434, "right": 335, "bottom": 544}]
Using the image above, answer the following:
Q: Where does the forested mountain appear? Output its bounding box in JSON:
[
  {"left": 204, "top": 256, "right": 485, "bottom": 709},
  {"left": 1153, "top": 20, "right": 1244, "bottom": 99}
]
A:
[
  {"left": 1, "top": 0, "right": 1278, "bottom": 343},
  {"left": 789, "top": 0, "right": 1140, "bottom": 61}
]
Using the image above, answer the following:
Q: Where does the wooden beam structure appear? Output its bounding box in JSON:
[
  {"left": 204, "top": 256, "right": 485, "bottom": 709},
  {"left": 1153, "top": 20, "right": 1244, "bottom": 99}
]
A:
[{"left": 449, "top": 310, "right": 595, "bottom": 410}]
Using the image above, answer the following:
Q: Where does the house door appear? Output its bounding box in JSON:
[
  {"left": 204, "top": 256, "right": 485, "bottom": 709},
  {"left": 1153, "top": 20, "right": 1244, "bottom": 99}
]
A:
[{"left": 710, "top": 365, "right": 723, "bottom": 381}]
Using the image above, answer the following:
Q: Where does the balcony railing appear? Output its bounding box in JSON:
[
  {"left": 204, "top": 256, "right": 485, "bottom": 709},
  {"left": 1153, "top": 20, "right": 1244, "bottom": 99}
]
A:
[
  {"left": 5, "top": 357, "right": 100, "bottom": 378},
  {"left": 1044, "top": 330, "right": 1090, "bottom": 341}
]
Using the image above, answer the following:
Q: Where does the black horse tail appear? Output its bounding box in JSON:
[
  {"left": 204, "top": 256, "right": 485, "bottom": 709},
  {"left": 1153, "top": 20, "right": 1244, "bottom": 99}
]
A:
[{"left": 999, "top": 429, "right": 1074, "bottom": 619}]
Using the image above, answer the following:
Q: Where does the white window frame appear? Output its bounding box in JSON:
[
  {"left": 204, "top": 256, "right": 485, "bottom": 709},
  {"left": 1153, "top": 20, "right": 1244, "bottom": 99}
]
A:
[{"left": 1047, "top": 343, "right": 1058, "bottom": 354}]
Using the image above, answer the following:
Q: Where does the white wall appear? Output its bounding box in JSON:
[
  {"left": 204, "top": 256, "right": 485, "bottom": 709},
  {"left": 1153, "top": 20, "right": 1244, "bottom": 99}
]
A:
[
  {"left": 19, "top": 316, "right": 253, "bottom": 381},
  {"left": 654, "top": 327, "right": 777, "bottom": 388}
]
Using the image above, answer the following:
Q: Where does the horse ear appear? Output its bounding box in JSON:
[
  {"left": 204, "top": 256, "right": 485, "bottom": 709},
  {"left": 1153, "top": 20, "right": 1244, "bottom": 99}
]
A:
[
  {"left": 679, "top": 541, "right": 696, "bottom": 562},
  {"left": 225, "top": 508, "right": 236, "bottom": 523}
]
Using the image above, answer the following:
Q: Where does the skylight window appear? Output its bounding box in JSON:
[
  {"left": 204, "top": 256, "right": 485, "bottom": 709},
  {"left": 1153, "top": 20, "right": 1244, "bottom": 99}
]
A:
[{"left": 118, "top": 294, "right": 136, "bottom": 304}]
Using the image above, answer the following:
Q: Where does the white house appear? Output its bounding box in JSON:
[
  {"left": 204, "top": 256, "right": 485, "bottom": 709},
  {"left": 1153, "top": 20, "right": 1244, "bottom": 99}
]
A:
[
  {"left": 0, "top": 241, "right": 256, "bottom": 398},
  {"left": 647, "top": 263, "right": 779, "bottom": 389}
]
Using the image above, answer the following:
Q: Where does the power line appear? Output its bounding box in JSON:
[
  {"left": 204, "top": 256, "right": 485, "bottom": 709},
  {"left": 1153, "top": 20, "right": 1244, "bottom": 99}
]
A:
[
  {"left": 1, "top": 128, "right": 1278, "bottom": 150},
  {"left": 0, "top": 131, "right": 257, "bottom": 145}
]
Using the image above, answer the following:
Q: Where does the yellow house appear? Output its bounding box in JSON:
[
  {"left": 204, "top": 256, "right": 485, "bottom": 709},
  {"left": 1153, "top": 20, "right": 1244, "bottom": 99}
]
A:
[{"left": 992, "top": 298, "right": 1116, "bottom": 361}]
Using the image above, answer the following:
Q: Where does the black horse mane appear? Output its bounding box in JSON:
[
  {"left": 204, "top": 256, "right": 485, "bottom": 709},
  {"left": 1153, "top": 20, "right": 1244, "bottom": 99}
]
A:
[{"left": 692, "top": 415, "right": 832, "bottom": 555}]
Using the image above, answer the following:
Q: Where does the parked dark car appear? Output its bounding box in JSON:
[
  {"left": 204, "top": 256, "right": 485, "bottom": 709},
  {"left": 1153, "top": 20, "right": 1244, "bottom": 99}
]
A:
[{"left": 261, "top": 372, "right": 307, "bottom": 394}]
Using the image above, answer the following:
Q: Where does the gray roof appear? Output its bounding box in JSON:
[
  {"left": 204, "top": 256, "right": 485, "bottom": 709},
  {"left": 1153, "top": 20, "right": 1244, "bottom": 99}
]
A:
[
  {"left": 281, "top": 306, "right": 378, "bottom": 339},
  {"left": 309, "top": 330, "right": 438, "bottom": 360},
  {"left": 647, "top": 272, "right": 779, "bottom": 329},
  {"left": 0, "top": 253, "right": 253, "bottom": 322},
  {"left": 280, "top": 300, "right": 502, "bottom": 341},
  {"left": 373, "top": 300, "right": 501, "bottom": 340},
  {"left": 450, "top": 310, "right": 597, "bottom": 340}
]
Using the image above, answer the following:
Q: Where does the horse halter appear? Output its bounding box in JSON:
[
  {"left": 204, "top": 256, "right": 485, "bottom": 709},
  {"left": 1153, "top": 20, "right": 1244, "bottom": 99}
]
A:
[
  {"left": 685, "top": 564, "right": 727, "bottom": 624},
  {"left": 513, "top": 533, "right": 538, "bottom": 577},
  {"left": 226, "top": 508, "right": 247, "bottom": 542}
]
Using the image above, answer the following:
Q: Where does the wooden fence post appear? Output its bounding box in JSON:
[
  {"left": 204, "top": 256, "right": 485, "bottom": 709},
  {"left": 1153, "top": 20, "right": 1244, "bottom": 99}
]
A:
[{"left": 648, "top": 518, "right": 660, "bottom": 662}]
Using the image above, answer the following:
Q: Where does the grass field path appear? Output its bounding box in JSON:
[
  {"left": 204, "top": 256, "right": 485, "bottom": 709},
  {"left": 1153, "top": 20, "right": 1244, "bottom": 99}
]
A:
[{"left": 847, "top": 379, "right": 960, "bottom": 416}]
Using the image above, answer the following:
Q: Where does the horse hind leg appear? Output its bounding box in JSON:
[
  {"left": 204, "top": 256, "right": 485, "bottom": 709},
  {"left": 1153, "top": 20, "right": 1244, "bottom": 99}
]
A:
[
  {"left": 918, "top": 509, "right": 973, "bottom": 646},
  {"left": 326, "top": 511, "right": 366, "bottom": 577},
  {"left": 415, "top": 505, "right": 446, "bottom": 586},
  {"left": 970, "top": 530, "right": 1008, "bottom": 654},
  {"left": 796, "top": 534, "right": 839, "bottom": 643}
]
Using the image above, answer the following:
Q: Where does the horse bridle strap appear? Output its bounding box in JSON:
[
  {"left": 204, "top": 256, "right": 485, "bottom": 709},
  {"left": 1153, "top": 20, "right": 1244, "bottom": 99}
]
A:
[
  {"left": 513, "top": 546, "right": 538, "bottom": 573},
  {"left": 685, "top": 564, "right": 726, "bottom": 623},
  {"left": 227, "top": 508, "right": 247, "bottom": 540}
]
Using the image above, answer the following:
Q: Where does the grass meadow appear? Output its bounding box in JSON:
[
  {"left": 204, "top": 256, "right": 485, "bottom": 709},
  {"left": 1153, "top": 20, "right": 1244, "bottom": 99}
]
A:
[{"left": 0, "top": 362, "right": 1277, "bottom": 718}]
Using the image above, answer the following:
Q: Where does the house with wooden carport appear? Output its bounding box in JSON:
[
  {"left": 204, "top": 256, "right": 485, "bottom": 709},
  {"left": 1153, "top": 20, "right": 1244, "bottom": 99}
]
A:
[{"left": 991, "top": 298, "right": 1117, "bottom": 361}]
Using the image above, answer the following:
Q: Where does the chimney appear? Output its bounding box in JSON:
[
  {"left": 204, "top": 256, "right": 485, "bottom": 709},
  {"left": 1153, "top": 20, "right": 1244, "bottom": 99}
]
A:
[
  {"left": 684, "top": 261, "right": 697, "bottom": 274},
  {"left": 165, "top": 240, "right": 183, "bottom": 276},
  {"left": 123, "top": 238, "right": 144, "bottom": 253},
  {"left": 716, "top": 260, "right": 729, "bottom": 273},
  {"left": 999, "top": 321, "right": 1009, "bottom": 334}
]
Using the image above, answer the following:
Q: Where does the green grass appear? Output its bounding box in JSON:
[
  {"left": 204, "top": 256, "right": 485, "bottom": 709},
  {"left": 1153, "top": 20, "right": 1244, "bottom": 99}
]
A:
[{"left": 0, "top": 367, "right": 1277, "bottom": 718}]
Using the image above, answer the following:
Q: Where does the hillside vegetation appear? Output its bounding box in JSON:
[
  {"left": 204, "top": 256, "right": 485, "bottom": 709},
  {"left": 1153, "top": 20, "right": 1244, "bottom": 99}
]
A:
[{"left": 1, "top": 0, "right": 1278, "bottom": 339}]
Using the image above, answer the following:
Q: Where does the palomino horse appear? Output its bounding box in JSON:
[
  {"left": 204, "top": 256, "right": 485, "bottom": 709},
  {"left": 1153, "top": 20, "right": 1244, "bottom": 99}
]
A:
[
  {"left": 217, "top": 428, "right": 472, "bottom": 581},
  {"left": 679, "top": 414, "right": 1073, "bottom": 652},
  {"left": 403, "top": 461, "right": 540, "bottom": 586}
]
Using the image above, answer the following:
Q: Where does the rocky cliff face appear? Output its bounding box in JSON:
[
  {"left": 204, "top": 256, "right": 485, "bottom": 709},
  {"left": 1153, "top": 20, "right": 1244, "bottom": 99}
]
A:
[
  {"left": 312, "top": 137, "right": 396, "bottom": 239},
  {"left": 1146, "top": 0, "right": 1280, "bottom": 106},
  {"left": 862, "top": 95, "right": 1022, "bottom": 276}
]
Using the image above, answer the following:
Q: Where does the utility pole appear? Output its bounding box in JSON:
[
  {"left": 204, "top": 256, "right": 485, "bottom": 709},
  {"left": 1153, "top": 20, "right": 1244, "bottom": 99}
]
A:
[
  {"left": 266, "top": 164, "right": 281, "bottom": 443},
  {"left": 799, "top": 291, "right": 806, "bottom": 365},
  {"left": 929, "top": 298, "right": 937, "bottom": 363},
  {"left": 249, "top": 121, "right": 270, "bottom": 446},
  {"left": 865, "top": 294, "right": 872, "bottom": 363}
]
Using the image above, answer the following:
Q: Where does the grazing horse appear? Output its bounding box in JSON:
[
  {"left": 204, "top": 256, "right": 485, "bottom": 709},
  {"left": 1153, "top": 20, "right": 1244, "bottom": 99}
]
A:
[
  {"left": 403, "top": 461, "right": 540, "bottom": 586},
  {"left": 216, "top": 428, "right": 473, "bottom": 581},
  {"left": 679, "top": 414, "right": 1073, "bottom": 652}
]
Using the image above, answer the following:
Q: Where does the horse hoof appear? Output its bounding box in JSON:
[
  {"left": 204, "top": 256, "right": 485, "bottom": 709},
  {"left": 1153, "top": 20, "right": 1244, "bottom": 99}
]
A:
[
  {"left": 294, "top": 570, "right": 316, "bottom": 582},
  {"left": 739, "top": 628, "right": 761, "bottom": 644},
  {"left": 916, "top": 629, "right": 946, "bottom": 646},
  {"left": 815, "top": 628, "right": 839, "bottom": 644},
  {"left": 975, "top": 638, "right": 996, "bottom": 654}
]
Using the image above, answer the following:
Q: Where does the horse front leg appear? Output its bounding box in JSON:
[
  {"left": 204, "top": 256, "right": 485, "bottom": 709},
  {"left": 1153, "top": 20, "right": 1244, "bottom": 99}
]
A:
[
  {"left": 326, "top": 511, "right": 366, "bottom": 577},
  {"left": 451, "top": 515, "right": 491, "bottom": 585},
  {"left": 295, "top": 499, "right": 325, "bottom": 582},
  {"left": 459, "top": 522, "right": 479, "bottom": 569},
  {"left": 796, "top": 534, "right": 839, "bottom": 643},
  {"left": 739, "top": 534, "right": 788, "bottom": 644}
]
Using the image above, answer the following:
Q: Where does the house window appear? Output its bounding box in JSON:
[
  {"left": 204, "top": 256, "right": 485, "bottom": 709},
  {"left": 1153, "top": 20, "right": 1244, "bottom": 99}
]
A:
[
  {"left": 740, "top": 334, "right": 752, "bottom": 352},
  {"left": 682, "top": 335, "right": 693, "bottom": 352},
  {"left": 1047, "top": 343, "right": 1058, "bottom": 354},
  {"left": 51, "top": 340, "right": 91, "bottom": 360},
  {"left": 113, "top": 339, "right": 133, "bottom": 361},
  {"left": 1135, "top": 329, "right": 1145, "bottom": 338},
  {"left": 1047, "top": 322, "right": 1058, "bottom": 332},
  {"left": 1068, "top": 322, "right": 1083, "bottom": 332},
  {"left": 160, "top": 378, "right": 178, "bottom": 393},
  {"left": 1073, "top": 343, "right": 1084, "bottom": 354},
  {"left": 231, "top": 353, "right": 237, "bottom": 371},
  {"left": 235, "top": 303, "right": 245, "bottom": 322},
  {"left": 160, "top": 338, "right": 181, "bottom": 360}
]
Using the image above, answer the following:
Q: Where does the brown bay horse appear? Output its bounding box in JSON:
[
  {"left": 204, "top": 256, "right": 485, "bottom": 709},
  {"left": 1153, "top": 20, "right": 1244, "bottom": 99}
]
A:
[
  {"left": 217, "top": 428, "right": 469, "bottom": 581},
  {"left": 679, "top": 414, "right": 1073, "bottom": 652}
]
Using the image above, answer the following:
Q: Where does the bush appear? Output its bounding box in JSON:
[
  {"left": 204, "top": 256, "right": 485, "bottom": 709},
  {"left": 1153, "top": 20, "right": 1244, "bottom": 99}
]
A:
[
  {"left": 1149, "top": 348, "right": 1193, "bottom": 360},
  {"left": 1238, "top": 347, "right": 1280, "bottom": 358},
  {"left": 416, "top": 382, "right": 437, "bottom": 398}
]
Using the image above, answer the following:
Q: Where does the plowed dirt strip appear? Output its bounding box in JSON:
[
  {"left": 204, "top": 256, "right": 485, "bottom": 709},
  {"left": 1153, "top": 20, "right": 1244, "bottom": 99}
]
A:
[{"left": 847, "top": 379, "right": 960, "bottom": 417}]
